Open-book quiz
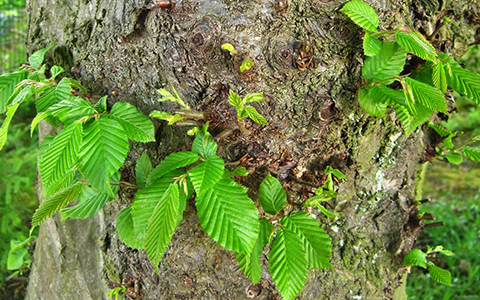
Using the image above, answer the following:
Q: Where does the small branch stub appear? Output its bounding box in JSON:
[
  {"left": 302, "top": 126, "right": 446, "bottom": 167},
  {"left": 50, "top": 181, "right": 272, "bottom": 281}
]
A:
[{"left": 147, "top": 0, "right": 176, "bottom": 9}]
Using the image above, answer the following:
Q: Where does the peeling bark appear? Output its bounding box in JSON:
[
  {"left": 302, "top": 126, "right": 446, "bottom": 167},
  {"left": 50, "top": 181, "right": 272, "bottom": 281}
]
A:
[{"left": 25, "top": 0, "right": 478, "bottom": 299}]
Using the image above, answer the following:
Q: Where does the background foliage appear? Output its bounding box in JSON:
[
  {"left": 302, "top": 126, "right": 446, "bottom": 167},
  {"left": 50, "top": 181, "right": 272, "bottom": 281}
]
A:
[
  {"left": 0, "top": 101, "right": 37, "bottom": 300},
  {"left": 406, "top": 45, "right": 480, "bottom": 300}
]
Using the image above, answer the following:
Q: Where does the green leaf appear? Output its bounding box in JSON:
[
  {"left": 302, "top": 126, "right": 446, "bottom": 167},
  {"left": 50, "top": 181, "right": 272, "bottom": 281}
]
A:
[
  {"left": 32, "top": 182, "right": 84, "bottom": 227},
  {"left": 340, "top": 0, "right": 379, "bottom": 32},
  {"left": 463, "top": 146, "right": 480, "bottom": 161},
  {"left": 443, "top": 152, "right": 463, "bottom": 164},
  {"left": 196, "top": 175, "right": 259, "bottom": 254},
  {"left": 244, "top": 92, "right": 264, "bottom": 103},
  {"left": 332, "top": 169, "right": 346, "bottom": 179},
  {"left": 28, "top": 44, "right": 55, "bottom": 69},
  {"left": 94, "top": 96, "right": 107, "bottom": 113},
  {"left": 221, "top": 43, "right": 238, "bottom": 54},
  {"left": 145, "top": 183, "right": 181, "bottom": 270},
  {"left": 192, "top": 123, "right": 217, "bottom": 158},
  {"left": 49, "top": 96, "right": 95, "bottom": 124},
  {"left": 316, "top": 203, "right": 339, "bottom": 218},
  {"left": 61, "top": 176, "right": 120, "bottom": 220},
  {"left": 50, "top": 65, "right": 64, "bottom": 80},
  {"left": 28, "top": 64, "right": 47, "bottom": 81},
  {"left": 131, "top": 170, "right": 183, "bottom": 244},
  {"left": 244, "top": 106, "right": 268, "bottom": 125},
  {"left": 231, "top": 166, "right": 249, "bottom": 176},
  {"left": 0, "top": 103, "right": 20, "bottom": 151},
  {"left": 36, "top": 78, "right": 72, "bottom": 113},
  {"left": 403, "top": 249, "right": 427, "bottom": 268},
  {"left": 405, "top": 77, "right": 447, "bottom": 112},
  {"left": 439, "top": 53, "right": 480, "bottom": 104},
  {"left": 258, "top": 173, "right": 287, "bottom": 215},
  {"left": 30, "top": 112, "right": 50, "bottom": 137},
  {"left": 240, "top": 58, "right": 254, "bottom": 72},
  {"left": 395, "top": 31, "right": 436, "bottom": 62},
  {"left": 427, "top": 261, "right": 451, "bottom": 286},
  {"left": 107, "top": 102, "right": 155, "bottom": 142},
  {"left": 0, "top": 70, "right": 27, "bottom": 113},
  {"left": 433, "top": 61, "right": 447, "bottom": 93},
  {"left": 148, "top": 151, "right": 199, "bottom": 184},
  {"left": 268, "top": 227, "right": 308, "bottom": 300},
  {"left": 428, "top": 122, "right": 451, "bottom": 137},
  {"left": 9, "top": 85, "right": 34, "bottom": 106},
  {"left": 39, "top": 121, "right": 83, "bottom": 192},
  {"left": 77, "top": 117, "right": 129, "bottom": 196},
  {"left": 149, "top": 111, "right": 184, "bottom": 125},
  {"left": 363, "top": 31, "right": 382, "bottom": 56},
  {"left": 136, "top": 153, "right": 153, "bottom": 188},
  {"left": 362, "top": 42, "right": 407, "bottom": 82},
  {"left": 283, "top": 212, "right": 333, "bottom": 269},
  {"left": 7, "top": 246, "right": 28, "bottom": 270},
  {"left": 228, "top": 90, "right": 243, "bottom": 111},
  {"left": 358, "top": 87, "right": 388, "bottom": 117},
  {"left": 188, "top": 155, "right": 225, "bottom": 195},
  {"left": 117, "top": 206, "right": 142, "bottom": 249},
  {"left": 156, "top": 87, "right": 188, "bottom": 108},
  {"left": 236, "top": 218, "right": 273, "bottom": 284}
]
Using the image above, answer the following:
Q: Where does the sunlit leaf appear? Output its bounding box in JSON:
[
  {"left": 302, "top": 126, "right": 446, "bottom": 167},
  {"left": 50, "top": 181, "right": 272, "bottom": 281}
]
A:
[
  {"left": 395, "top": 31, "right": 436, "bottom": 62},
  {"left": 196, "top": 174, "right": 259, "bottom": 254},
  {"left": 77, "top": 117, "right": 129, "bottom": 196},
  {"left": 188, "top": 155, "right": 225, "bottom": 195},
  {"left": 39, "top": 121, "right": 83, "bottom": 192},
  {"left": 427, "top": 261, "right": 451, "bottom": 286},
  {"left": 136, "top": 153, "right": 153, "bottom": 188},
  {"left": 148, "top": 151, "right": 199, "bottom": 184},
  {"left": 362, "top": 42, "right": 407, "bottom": 83},
  {"left": 32, "top": 182, "right": 84, "bottom": 227},
  {"left": 28, "top": 44, "right": 55, "bottom": 69},
  {"left": 236, "top": 218, "right": 273, "bottom": 284},
  {"left": 192, "top": 123, "right": 217, "bottom": 158},
  {"left": 0, "top": 70, "right": 27, "bottom": 113},
  {"left": 107, "top": 102, "right": 155, "bottom": 142},
  {"left": 0, "top": 103, "right": 20, "bottom": 151},
  {"left": 403, "top": 249, "right": 427, "bottom": 268},
  {"left": 282, "top": 212, "right": 332, "bottom": 269},
  {"left": 363, "top": 31, "right": 382, "bottom": 56},
  {"left": 131, "top": 170, "right": 183, "bottom": 244},
  {"left": 244, "top": 106, "right": 268, "bottom": 125},
  {"left": 340, "top": 0, "right": 379, "bottom": 32},
  {"left": 117, "top": 206, "right": 142, "bottom": 249},
  {"left": 440, "top": 53, "right": 480, "bottom": 104},
  {"left": 258, "top": 173, "right": 287, "bottom": 215},
  {"left": 268, "top": 227, "right": 308, "bottom": 300},
  {"left": 145, "top": 183, "right": 181, "bottom": 271}
]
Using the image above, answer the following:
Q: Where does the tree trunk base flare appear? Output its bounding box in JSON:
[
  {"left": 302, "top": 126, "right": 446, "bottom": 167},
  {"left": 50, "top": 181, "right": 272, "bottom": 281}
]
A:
[{"left": 24, "top": 0, "right": 478, "bottom": 299}]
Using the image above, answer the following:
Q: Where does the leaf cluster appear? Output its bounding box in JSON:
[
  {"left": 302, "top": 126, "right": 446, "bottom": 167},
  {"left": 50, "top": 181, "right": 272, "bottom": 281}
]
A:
[
  {"left": 305, "top": 166, "right": 345, "bottom": 218},
  {"left": 0, "top": 46, "right": 155, "bottom": 228},
  {"left": 221, "top": 43, "right": 254, "bottom": 72},
  {"left": 403, "top": 245, "right": 454, "bottom": 286},
  {"left": 427, "top": 122, "right": 480, "bottom": 164},
  {"left": 228, "top": 90, "right": 268, "bottom": 135},
  {"left": 116, "top": 124, "right": 332, "bottom": 300},
  {"left": 342, "top": 0, "right": 480, "bottom": 136}
]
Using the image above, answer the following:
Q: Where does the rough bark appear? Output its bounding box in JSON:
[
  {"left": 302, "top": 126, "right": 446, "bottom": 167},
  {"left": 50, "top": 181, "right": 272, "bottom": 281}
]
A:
[{"left": 24, "top": 0, "right": 478, "bottom": 299}]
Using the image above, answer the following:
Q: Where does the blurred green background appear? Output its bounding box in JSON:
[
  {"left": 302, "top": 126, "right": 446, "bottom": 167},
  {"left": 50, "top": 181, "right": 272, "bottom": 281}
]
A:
[{"left": 407, "top": 45, "right": 480, "bottom": 300}]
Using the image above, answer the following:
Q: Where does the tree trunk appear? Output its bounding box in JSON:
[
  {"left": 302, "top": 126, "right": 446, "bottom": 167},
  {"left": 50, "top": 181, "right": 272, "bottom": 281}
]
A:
[{"left": 24, "top": 0, "right": 478, "bottom": 299}]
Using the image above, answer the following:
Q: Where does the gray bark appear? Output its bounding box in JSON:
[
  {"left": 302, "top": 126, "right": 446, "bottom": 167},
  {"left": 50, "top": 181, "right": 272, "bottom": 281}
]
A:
[{"left": 25, "top": 0, "right": 478, "bottom": 299}]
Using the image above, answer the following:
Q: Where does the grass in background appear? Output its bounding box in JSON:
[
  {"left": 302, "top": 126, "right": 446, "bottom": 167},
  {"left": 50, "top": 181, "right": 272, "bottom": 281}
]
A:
[
  {"left": 406, "top": 45, "right": 480, "bottom": 299},
  {"left": 0, "top": 104, "right": 38, "bottom": 300}
]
